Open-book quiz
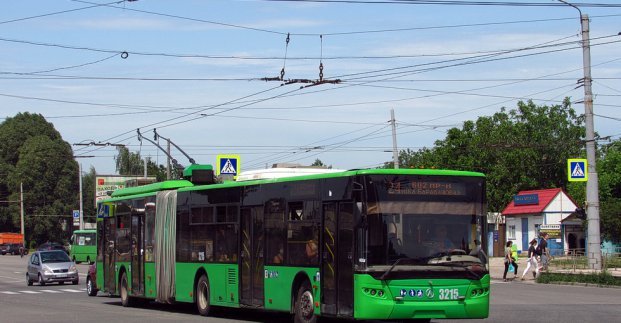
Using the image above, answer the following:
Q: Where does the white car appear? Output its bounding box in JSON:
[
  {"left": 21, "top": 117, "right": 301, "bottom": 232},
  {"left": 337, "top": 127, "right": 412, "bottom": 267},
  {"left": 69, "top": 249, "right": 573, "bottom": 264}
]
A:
[{"left": 26, "top": 250, "right": 79, "bottom": 286}]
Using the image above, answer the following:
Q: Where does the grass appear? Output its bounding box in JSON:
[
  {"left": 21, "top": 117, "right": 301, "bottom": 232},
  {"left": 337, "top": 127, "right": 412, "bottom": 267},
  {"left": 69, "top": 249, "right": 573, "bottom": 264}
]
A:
[{"left": 537, "top": 271, "right": 621, "bottom": 287}]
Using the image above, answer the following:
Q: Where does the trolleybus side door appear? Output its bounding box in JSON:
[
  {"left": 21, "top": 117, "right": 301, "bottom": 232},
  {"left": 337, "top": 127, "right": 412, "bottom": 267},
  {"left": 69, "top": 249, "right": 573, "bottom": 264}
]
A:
[
  {"left": 131, "top": 213, "right": 144, "bottom": 296},
  {"left": 103, "top": 216, "right": 116, "bottom": 293},
  {"left": 321, "top": 202, "right": 354, "bottom": 316},
  {"left": 240, "top": 206, "right": 264, "bottom": 307}
]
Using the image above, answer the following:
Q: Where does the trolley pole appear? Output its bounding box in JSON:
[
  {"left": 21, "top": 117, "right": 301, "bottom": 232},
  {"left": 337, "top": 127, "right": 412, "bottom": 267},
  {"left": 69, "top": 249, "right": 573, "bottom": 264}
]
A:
[{"left": 559, "top": 0, "right": 601, "bottom": 270}]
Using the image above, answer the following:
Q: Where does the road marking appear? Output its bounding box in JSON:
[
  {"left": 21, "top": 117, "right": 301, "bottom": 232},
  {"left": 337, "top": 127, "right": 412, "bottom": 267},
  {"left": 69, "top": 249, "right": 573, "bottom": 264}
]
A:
[
  {"left": 40, "top": 289, "right": 62, "bottom": 293},
  {"left": 0, "top": 291, "right": 19, "bottom": 295},
  {"left": 60, "top": 289, "right": 82, "bottom": 293},
  {"left": 18, "top": 290, "right": 41, "bottom": 294}
]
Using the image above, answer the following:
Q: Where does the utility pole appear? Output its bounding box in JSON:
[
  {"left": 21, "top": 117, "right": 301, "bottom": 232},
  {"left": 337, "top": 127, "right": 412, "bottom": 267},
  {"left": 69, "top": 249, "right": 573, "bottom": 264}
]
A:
[
  {"left": 166, "top": 141, "right": 171, "bottom": 180},
  {"left": 73, "top": 155, "right": 94, "bottom": 230},
  {"left": 20, "top": 182, "right": 24, "bottom": 247},
  {"left": 79, "top": 162, "right": 84, "bottom": 230},
  {"left": 144, "top": 156, "right": 148, "bottom": 178},
  {"left": 390, "top": 109, "right": 399, "bottom": 169},
  {"left": 558, "top": 0, "right": 601, "bottom": 270}
]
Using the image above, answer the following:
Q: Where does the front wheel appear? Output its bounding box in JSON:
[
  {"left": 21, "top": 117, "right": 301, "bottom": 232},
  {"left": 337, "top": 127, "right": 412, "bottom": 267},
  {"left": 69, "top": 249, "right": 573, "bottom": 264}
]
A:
[
  {"left": 38, "top": 274, "right": 46, "bottom": 286},
  {"left": 26, "top": 273, "right": 32, "bottom": 286},
  {"left": 196, "top": 275, "right": 211, "bottom": 316},
  {"left": 120, "top": 272, "right": 133, "bottom": 307},
  {"left": 87, "top": 277, "right": 98, "bottom": 296},
  {"left": 294, "top": 282, "right": 316, "bottom": 323}
]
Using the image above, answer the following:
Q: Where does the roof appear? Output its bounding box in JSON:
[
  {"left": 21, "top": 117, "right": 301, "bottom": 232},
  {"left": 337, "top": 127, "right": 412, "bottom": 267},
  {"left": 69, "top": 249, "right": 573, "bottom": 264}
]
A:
[{"left": 501, "top": 188, "right": 563, "bottom": 216}]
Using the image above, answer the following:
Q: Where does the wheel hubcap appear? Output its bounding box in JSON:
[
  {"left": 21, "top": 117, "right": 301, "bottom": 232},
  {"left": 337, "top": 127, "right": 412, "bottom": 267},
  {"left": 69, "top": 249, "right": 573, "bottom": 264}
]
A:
[
  {"left": 300, "top": 290, "right": 314, "bottom": 319},
  {"left": 198, "top": 281, "right": 208, "bottom": 309}
]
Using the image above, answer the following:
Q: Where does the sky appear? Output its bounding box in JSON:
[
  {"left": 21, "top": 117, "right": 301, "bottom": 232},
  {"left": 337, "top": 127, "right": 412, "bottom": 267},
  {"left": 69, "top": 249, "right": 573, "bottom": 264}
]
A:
[{"left": 1, "top": 0, "right": 620, "bottom": 176}]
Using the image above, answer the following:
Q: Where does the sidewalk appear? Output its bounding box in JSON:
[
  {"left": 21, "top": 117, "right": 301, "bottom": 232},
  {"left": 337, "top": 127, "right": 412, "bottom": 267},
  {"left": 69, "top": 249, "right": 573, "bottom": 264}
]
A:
[
  {"left": 488, "top": 257, "right": 621, "bottom": 282},
  {"left": 488, "top": 257, "right": 537, "bottom": 283}
]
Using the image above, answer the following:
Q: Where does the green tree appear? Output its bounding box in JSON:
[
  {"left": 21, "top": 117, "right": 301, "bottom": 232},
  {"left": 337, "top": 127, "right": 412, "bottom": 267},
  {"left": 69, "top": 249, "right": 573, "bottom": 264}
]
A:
[
  {"left": 0, "top": 113, "right": 78, "bottom": 246},
  {"left": 82, "top": 166, "right": 97, "bottom": 223},
  {"left": 594, "top": 141, "right": 621, "bottom": 243},
  {"left": 394, "top": 99, "right": 585, "bottom": 212},
  {"left": 114, "top": 146, "right": 179, "bottom": 180}
]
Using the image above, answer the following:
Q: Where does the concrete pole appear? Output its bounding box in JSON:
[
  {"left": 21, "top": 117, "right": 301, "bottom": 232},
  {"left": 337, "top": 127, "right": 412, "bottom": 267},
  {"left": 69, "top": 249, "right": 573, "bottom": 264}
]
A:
[
  {"left": 166, "top": 140, "right": 171, "bottom": 180},
  {"left": 144, "top": 156, "right": 148, "bottom": 178},
  {"left": 20, "top": 182, "right": 24, "bottom": 246},
  {"left": 580, "top": 14, "right": 602, "bottom": 270},
  {"left": 79, "top": 162, "right": 84, "bottom": 230},
  {"left": 391, "top": 109, "right": 399, "bottom": 169}
]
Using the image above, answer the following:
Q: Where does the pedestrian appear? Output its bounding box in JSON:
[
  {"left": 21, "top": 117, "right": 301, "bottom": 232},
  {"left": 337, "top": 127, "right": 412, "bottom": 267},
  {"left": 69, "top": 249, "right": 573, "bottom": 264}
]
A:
[
  {"left": 540, "top": 233, "right": 550, "bottom": 271},
  {"left": 503, "top": 240, "right": 518, "bottom": 282},
  {"left": 19, "top": 244, "right": 24, "bottom": 258},
  {"left": 521, "top": 238, "right": 540, "bottom": 280}
]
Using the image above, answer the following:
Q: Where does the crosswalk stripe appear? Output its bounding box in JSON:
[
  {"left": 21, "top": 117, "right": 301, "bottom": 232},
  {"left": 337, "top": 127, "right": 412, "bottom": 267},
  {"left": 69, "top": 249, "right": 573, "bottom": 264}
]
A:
[
  {"left": 40, "top": 290, "right": 62, "bottom": 293},
  {"left": 60, "top": 289, "right": 82, "bottom": 293},
  {"left": 1, "top": 291, "right": 19, "bottom": 294},
  {"left": 18, "top": 290, "right": 41, "bottom": 294}
]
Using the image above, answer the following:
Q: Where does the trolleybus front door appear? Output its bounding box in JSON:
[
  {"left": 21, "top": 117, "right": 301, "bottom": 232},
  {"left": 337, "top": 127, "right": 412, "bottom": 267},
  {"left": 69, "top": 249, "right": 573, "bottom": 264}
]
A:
[
  {"left": 240, "top": 206, "right": 264, "bottom": 307},
  {"left": 103, "top": 217, "right": 116, "bottom": 294},
  {"left": 131, "top": 214, "right": 144, "bottom": 296}
]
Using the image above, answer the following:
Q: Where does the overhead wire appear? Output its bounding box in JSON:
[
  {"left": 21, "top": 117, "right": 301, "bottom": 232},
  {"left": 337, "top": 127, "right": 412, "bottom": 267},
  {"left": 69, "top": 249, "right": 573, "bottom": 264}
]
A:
[{"left": 0, "top": 0, "right": 125, "bottom": 25}]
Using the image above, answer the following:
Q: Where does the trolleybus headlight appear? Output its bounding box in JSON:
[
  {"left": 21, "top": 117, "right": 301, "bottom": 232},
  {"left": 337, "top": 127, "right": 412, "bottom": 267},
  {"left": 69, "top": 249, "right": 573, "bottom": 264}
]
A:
[
  {"left": 370, "top": 289, "right": 376, "bottom": 296},
  {"left": 377, "top": 290, "right": 384, "bottom": 297}
]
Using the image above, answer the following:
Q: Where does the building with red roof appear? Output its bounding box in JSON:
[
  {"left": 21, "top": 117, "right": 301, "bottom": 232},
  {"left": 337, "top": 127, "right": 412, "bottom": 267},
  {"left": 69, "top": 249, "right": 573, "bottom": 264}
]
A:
[{"left": 501, "top": 188, "right": 582, "bottom": 255}]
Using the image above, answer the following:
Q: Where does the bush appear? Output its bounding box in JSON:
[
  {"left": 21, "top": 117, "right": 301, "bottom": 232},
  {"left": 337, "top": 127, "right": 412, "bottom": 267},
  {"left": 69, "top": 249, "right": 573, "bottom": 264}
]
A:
[{"left": 537, "top": 271, "right": 621, "bottom": 286}]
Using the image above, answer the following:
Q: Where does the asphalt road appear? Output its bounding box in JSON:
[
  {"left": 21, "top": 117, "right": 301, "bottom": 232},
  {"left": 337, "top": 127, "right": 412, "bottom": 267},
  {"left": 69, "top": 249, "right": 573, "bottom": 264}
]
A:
[{"left": 1, "top": 255, "right": 621, "bottom": 323}]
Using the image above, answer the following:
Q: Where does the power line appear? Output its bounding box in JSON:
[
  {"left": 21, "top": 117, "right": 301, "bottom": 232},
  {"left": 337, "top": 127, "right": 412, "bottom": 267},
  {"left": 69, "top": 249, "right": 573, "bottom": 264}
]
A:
[
  {"left": 260, "top": 0, "right": 621, "bottom": 8},
  {"left": 0, "top": 0, "right": 125, "bottom": 25}
]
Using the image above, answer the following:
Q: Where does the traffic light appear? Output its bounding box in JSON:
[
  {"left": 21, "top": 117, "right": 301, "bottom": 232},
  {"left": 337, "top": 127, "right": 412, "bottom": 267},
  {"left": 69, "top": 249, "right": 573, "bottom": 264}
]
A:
[{"left": 575, "top": 207, "right": 587, "bottom": 220}]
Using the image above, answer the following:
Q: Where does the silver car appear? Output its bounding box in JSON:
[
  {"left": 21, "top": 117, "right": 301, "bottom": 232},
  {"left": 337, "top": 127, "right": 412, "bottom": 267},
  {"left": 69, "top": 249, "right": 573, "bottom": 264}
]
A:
[{"left": 26, "top": 250, "right": 79, "bottom": 286}]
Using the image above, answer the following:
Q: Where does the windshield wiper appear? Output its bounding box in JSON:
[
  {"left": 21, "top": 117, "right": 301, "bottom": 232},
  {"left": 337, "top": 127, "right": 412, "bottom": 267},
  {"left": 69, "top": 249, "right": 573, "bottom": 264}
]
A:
[
  {"left": 379, "top": 257, "right": 415, "bottom": 280},
  {"left": 431, "top": 263, "right": 484, "bottom": 279}
]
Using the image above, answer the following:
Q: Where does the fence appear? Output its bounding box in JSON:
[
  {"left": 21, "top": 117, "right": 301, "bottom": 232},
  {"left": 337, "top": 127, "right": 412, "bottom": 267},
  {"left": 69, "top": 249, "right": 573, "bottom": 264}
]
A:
[{"left": 548, "top": 248, "right": 621, "bottom": 272}]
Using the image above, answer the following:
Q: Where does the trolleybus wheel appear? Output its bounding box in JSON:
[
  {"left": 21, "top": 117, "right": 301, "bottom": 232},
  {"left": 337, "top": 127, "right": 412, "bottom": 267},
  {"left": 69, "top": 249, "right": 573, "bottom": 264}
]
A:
[
  {"left": 120, "top": 272, "right": 133, "bottom": 307},
  {"left": 294, "top": 281, "right": 316, "bottom": 323},
  {"left": 196, "top": 274, "right": 211, "bottom": 316}
]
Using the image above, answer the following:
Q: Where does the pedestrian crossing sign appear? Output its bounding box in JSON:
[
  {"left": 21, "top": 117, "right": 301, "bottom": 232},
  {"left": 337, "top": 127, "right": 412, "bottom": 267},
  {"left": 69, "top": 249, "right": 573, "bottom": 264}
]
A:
[
  {"left": 567, "top": 158, "right": 587, "bottom": 182},
  {"left": 216, "top": 154, "right": 240, "bottom": 179}
]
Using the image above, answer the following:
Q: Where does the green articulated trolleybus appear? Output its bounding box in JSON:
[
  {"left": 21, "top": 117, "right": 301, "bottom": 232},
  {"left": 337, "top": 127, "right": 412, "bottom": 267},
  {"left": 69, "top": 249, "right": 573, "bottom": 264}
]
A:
[{"left": 95, "top": 164, "right": 489, "bottom": 322}]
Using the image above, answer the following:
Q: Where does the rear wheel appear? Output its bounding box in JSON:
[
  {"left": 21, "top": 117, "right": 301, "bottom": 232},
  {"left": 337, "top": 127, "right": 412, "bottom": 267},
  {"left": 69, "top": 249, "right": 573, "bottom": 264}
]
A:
[
  {"left": 196, "top": 275, "right": 211, "bottom": 316},
  {"left": 87, "top": 277, "right": 98, "bottom": 296},
  {"left": 38, "top": 273, "right": 46, "bottom": 286},
  {"left": 120, "top": 272, "right": 133, "bottom": 307},
  {"left": 294, "top": 281, "right": 316, "bottom": 323}
]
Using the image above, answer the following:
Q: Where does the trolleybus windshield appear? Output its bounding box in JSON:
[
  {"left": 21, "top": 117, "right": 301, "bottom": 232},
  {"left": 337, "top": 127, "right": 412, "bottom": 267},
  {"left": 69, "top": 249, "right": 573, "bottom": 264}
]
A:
[{"left": 361, "top": 175, "right": 487, "bottom": 279}]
